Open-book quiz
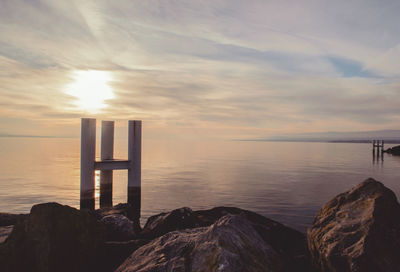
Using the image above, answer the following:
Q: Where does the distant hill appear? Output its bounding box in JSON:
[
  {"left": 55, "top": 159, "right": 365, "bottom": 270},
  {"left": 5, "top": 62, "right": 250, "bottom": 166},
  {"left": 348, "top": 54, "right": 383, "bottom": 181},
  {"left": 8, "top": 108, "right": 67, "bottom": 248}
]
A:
[{"left": 251, "top": 130, "right": 400, "bottom": 143}]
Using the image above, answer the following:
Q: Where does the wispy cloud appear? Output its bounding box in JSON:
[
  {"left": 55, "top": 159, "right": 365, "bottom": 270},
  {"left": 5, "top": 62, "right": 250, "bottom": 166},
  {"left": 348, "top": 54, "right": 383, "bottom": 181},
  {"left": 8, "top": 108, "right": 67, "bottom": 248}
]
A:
[{"left": 0, "top": 0, "right": 399, "bottom": 139}]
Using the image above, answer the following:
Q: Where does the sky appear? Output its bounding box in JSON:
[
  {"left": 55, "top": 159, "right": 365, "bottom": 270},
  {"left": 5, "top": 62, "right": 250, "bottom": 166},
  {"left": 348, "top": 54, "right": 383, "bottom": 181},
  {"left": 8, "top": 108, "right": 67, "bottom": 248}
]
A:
[{"left": 0, "top": 0, "right": 399, "bottom": 140}]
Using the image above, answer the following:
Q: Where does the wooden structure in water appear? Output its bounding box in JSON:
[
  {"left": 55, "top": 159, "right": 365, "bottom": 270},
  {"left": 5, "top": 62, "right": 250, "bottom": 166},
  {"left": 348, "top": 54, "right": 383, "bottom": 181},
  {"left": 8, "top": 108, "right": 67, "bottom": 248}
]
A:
[
  {"left": 80, "top": 118, "right": 142, "bottom": 219},
  {"left": 372, "top": 140, "right": 384, "bottom": 160}
]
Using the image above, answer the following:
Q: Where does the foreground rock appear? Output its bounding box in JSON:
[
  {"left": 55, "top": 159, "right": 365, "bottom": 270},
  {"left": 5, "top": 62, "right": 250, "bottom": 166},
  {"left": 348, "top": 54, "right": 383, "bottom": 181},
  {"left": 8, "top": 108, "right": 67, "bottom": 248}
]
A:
[
  {"left": 307, "top": 178, "right": 400, "bottom": 272},
  {"left": 0, "top": 226, "right": 13, "bottom": 244},
  {"left": 0, "top": 212, "right": 27, "bottom": 227},
  {"left": 384, "top": 145, "right": 400, "bottom": 155},
  {"left": 104, "top": 239, "right": 149, "bottom": 272},
  {"left": 118, "top": 214, "right": 307, "bottom": 272},
  {"left": 0, "top": 202, "right": 106, "bottom": 272},
  {"left": 95, "top": 203, "right": 141, "bottom": 235},
  {"left": 101, "top": 214, "right": 137, "bottom": 241},
  {"left": 141, "top": 207, "right": 197, "bottom": 239},
  {"left": 141, "top": 206, "right": 312, "bottom": 271}
]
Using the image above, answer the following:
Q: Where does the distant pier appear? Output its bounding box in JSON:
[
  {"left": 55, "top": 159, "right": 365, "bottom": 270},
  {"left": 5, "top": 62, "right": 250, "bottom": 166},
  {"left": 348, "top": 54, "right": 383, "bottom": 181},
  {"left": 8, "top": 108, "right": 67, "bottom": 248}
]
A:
[{"left": 372, "top": 140, "right": 384, "bottom": 161}]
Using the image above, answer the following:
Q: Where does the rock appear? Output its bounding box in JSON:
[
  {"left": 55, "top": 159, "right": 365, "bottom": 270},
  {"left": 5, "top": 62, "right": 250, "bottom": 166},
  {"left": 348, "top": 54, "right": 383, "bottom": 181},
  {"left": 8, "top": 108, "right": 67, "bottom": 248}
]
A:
[
  {"left": 0, "top": 213, "right": 27, "bottom": 226},
  {"left": 384, "top": 145, "right": 400, "bottom": 155},
  {"left": 0, "top": 225, "right": 13, "bottom": 244},
  {"left": 140, "top": 206, "right": 311, "bottom": 271},
  {"left": 0, "top": 202, "right": 106, "bottom": 272},
  {"left": 193, "top": 206, "right": 266, "bottom": 227},
  {"left": 95, "top": 203, "right": 141, "bottom": 234},
  {"left": 103, "top": 239, "right": 149, "bottom": 272},
  {"left": 95, "top": 203, "right": 136, "bottom": 220},
  {"left": 117, "top": 214, "right": 287, "bottom": 272},
  {"left": 141, "top": 207, "right": 197, "bottom": 239},
  {"left": 307, "top": 178, "right": 400, "bottom": 272},
  {"left": 124, "top": 210, "right": 312, "bottom": 272},
  {"left": 101, "top": 214, "right": 137, "bottom": 241}
]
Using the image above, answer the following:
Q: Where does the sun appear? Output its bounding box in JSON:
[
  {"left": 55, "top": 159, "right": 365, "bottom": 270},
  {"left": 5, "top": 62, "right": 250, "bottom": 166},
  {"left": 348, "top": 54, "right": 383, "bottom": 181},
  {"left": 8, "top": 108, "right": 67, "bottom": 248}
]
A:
[{"left": 66, "top": 70, "right": 114, "bottom": 112}]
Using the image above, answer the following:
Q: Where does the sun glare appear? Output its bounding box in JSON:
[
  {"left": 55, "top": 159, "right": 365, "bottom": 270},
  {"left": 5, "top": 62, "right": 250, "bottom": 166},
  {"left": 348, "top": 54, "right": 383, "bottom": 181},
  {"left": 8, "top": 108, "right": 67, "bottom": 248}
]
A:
[{"left": 66, "top": 70, "right": 114, "bottom": 112}]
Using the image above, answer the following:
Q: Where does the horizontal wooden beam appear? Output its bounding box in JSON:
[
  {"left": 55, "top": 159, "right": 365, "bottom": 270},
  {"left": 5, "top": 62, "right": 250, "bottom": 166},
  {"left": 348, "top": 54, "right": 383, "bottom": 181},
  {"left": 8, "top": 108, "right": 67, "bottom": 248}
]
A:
[{"left": 94, "top": 159, "right": 130, "bottom": 171}]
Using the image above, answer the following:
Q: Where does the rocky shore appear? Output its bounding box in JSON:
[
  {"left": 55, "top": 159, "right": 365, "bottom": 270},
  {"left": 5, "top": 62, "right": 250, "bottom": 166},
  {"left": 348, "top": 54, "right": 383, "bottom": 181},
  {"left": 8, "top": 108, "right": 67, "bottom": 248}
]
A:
[
  {"left": 384, "top": 145, "right": 400, "bottom": 155},
  {"left": 1, "top": 178, "right": 400, "bottom": 271}
]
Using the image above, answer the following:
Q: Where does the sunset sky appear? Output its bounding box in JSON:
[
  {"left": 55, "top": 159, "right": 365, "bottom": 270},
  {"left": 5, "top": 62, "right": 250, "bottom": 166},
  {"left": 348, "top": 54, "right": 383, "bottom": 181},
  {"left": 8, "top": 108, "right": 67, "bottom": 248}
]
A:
[{"left": 0, "top": 0, "right": 399, "bottom": 140}]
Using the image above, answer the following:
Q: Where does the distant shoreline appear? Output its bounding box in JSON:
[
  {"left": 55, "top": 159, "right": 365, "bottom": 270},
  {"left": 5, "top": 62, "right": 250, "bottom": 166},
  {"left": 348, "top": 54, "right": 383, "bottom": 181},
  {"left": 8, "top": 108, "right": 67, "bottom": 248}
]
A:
[{"left": 237, "top": 139, "right": 400, "bottom": 144}]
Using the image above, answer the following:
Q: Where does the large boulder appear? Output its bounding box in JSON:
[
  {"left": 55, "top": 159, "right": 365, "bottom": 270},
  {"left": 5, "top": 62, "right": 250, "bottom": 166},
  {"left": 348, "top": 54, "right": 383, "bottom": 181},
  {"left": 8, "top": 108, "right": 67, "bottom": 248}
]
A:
[
  {"left": 0, "top": 226, "right": 13, "bottom": 244},
  {"left": 307, "top": 178, "right": 400, "bottom": 272},
  {"left": 0, "top": 212, "right": 27, "bottom": 226},
  {"left": 95, "top": 203, "right": 137, "bottom": 221},
  {"left": 125, "top": 209, "right": 312, "bottom": 272},
  {"left": 140, "top": 206, "right": 311, "bottom": 271},
  {"left": 95, "top": 203, "right": 141, "bottom": 234},
  {"left": 101, "top": 214, "right": 137, "bottom": 241},
  {"left": 103, "top": 239, "right": 149, "bottom": 272},
  {"left": 117, "top": 214, "right": 288, "bottom": 272},
  {"left": 0, "top": 202, "right": 106, "bottom": 272},
  {"left": 141, "top": 207, "right": 197, "bottom": 239}
]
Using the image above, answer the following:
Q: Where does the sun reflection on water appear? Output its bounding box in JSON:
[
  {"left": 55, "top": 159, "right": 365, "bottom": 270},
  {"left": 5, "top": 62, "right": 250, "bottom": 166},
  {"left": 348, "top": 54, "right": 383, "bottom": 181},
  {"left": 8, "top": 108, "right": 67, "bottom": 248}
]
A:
[{"left": 95, "top": 170, "right": 100, "bottom": 200}]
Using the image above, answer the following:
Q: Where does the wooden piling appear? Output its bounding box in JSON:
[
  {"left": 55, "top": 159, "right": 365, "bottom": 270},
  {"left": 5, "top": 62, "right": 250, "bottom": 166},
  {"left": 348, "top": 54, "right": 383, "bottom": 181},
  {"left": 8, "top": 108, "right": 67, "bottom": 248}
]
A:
[
  {"left": 128, "top": 120, "right": 142, "bottom": 219},
  {"left": 80, "top": 118, "right": 96, "bottom": 210},
  {"left": 372, "top": 139, "right": 385, "bottom": 161},
  {"left": 80, "top": 118, "right": 142, "bottom": 216},
  {"left": 100, "top": 121, "right": 114, "bottom": 208}
]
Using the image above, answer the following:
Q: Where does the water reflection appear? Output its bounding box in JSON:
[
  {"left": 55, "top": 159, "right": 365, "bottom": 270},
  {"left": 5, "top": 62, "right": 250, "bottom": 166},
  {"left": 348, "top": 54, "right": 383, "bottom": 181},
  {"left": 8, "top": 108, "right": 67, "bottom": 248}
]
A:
[
  {"left": 95, "top": 170, "right": 100, "bottom": 200},
  {"left": 1, "top": 138, "right": 400, "bottom": 233}
]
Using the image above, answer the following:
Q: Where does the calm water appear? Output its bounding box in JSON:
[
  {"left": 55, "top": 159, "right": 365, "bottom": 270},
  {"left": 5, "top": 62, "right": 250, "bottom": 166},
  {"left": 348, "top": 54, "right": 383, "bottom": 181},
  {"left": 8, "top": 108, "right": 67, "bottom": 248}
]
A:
[{"left": 1, "top": 138, "right": 400, "bottom": 233}]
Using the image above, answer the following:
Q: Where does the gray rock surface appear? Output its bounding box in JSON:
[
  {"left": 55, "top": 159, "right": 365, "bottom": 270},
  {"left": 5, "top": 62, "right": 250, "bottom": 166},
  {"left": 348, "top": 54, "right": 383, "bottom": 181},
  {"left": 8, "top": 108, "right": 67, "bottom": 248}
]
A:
[
  {"left": 140, "top": 206, "right": 312, "bottom": 271},
  {"left": 141, "top": 207, "right": 196, "bottom": 239},
  {"left": 101, "top": 214, "right": 137, "bottom": 241},
  {"left": 104, "top": 239, "right": 149, "bottom": 272},
  {"left": 0, "top": 202, "right": 106, "bottom": 272},
  {"left": 116, "top": 214, "right": 285, "bottom": 272},
  {"left": 0, "top": 213, "right": 27, "bottom": 226},
  {"left": 95, "top": 203, "right": 136, "bottom": 220},
  {"left": 0, "top": 225, "right": 13, "bottom": 244},
  {"left": 307, "top": 178, "right": 400, "bottom": 272},
  {"left": 95, "top": 203, "right": 141, "bottom": 234}
]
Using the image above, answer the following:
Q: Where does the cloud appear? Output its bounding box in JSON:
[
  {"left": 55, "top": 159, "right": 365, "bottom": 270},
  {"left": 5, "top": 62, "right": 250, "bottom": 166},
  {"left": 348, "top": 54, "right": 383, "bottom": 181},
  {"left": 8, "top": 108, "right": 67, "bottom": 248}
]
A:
[{"left": 0, "top": 0, "right": 399, "bottom": 138}]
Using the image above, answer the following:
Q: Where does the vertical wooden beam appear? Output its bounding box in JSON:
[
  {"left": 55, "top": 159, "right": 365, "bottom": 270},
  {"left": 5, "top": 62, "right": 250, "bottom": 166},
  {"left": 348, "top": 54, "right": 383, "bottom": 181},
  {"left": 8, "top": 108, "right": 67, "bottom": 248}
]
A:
[
  {"left": 80, "top": 118, "right": 96, "bottom": 210},
  {"left": 128, "top": 120, "right": 142, "bottom": 219},
  {"left": 372, "top": 140, "right": 375, "bottom": 156},
  {"left": 378, "top": 140, "right": 381, "bottom": 155},
  {"left": 100, "top": 120, "right": 114, "bottom": 208}
]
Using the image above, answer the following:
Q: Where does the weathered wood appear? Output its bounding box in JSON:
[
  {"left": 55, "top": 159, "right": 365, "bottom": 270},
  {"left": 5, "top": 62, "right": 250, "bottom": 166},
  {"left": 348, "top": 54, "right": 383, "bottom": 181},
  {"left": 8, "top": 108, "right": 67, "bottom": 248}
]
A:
[
  {"left": 80, "top": 118, "right": 96, "bottom": 210},
  {"left": 80, "top": 119, "right": 142, "bottom": 217},
  {"left": 372, "top": 140, "right": 385, "bottom": 161},
  {"left": 95, "top": 160, "right": 130, "bottom": 170},
  {"left": 100, "top": 121, "right": 114, "bottom": 208},
  {"left": 128, "top": 120, "right": 142, "bottom": 219}
]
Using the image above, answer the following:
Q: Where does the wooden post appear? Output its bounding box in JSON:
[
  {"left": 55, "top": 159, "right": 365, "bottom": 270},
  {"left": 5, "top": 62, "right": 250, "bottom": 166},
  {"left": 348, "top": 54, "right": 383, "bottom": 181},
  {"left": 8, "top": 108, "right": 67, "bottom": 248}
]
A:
[
  {"left": 128, "top": 120, "right": 142, "bottom": 219},
  {"left": 378, "top": 140, "right": 382, "bottom": 155},
  {"left": 100, "top": 121, "right": 114, "bottom": 208},
  {"left": 372, "top": 140, "right": 375, "bottom": 156},
  {"left": 80, "top": 118, "right": 96, "bottom": 210},
  {"left": 80, "top": 118, "right": 142, "bottom": 214}
]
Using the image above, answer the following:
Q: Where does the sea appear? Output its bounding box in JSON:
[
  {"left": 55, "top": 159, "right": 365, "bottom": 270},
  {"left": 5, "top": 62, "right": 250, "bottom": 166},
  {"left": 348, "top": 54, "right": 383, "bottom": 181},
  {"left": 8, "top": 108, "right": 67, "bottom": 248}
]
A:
[{"left": 1, "top": 137, "right": 400, "bottom": 233}]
